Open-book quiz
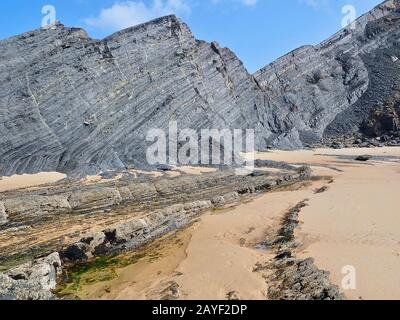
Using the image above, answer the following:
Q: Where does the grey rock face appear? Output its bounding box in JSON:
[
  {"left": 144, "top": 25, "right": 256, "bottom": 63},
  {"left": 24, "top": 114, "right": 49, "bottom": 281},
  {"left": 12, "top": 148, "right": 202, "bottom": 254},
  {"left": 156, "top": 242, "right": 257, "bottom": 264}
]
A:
[
  {"left": 0, "top": 253, "right": 61, "bottom": 300},
  {"left": 0, "top": 1, "right": 399, "bottom": 176},
  {"left": 0, "top": 16, "right": 269, "bottom": 176},
  {"left": 4, "top": 195, "right": 71, "bottom": 221},
  {"left": 255, "top": 0, "right": 400, "bottom": 147}
]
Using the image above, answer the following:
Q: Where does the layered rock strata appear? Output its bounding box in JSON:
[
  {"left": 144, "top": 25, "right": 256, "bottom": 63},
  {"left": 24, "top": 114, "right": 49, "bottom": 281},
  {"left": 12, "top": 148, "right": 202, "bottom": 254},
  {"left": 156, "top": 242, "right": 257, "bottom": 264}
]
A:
[
  {"left": 256, "top": 201, "right": 345, "bottom": 300},
  {"left": 0, "top": 165, "right": 311, "bottom": 299},
  {"left": 0, "top": 165, "right": 311, "bottom": 272},
  {"left": 1, "top": 1, "right": 400, "bottom": 176}
]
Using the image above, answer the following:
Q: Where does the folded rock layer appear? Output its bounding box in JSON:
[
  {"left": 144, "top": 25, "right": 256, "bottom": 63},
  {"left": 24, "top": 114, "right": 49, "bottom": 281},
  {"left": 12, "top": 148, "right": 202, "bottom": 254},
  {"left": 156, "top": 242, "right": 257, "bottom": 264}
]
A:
[{"left": 1, "top": 0, "right": 400, "bottom": 176}]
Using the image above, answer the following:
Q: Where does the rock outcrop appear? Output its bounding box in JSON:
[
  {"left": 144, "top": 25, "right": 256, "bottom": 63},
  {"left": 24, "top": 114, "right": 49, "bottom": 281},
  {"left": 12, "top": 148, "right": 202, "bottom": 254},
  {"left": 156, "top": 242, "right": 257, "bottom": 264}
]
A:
[
  {"left": 254, "top": 0, "right": 400, "bottom": 147},
  {"left": 59, "top": 168, "right": 311, "bottom": 263},
  {"left": 0, "top": 253, "right": 61, "bottom": 300},
  {"left": 0, "top": 16, "right": 269, "bottom": 176},
  {"left": 0, "top": 165, "right": 312, "bottom": 269},
  {"left": 0, "top": 164, "right": 312, "bottom": 299},
  {"left": 4, "top": 195, "right": 71, "bottom": 222},
  {"left": 60, "top": 200, "right": 215, "bottom": 262},
  {"left": 1, "top": 1, "right": 400, "bottom": 176},
  {"left": 361, "top": 93, "right": 400, "bottom": 137},
  {"left": 257, "top": 201, "right": 345, "bottom": 300}
]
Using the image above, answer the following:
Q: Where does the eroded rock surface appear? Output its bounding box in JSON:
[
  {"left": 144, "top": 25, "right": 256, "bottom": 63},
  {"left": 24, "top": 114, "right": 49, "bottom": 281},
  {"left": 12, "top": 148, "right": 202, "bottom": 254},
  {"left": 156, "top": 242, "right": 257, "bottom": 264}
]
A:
[
  {"left": 0, "top": 0, "right": 398, "bottom": 301},
  {"left": 55, "top": 168, "right": 312, "bottom": 262},
  {"left": 0, "top": 164, "right": 311, "bottom": 299},
  {"left": 1, "top": 1, "right": 400, "bottom": 176},
  {"left": 60, "top": 199, "right": 215, "bottom": 262},
  {"left": 0, "top": 253, "right": 61, "bottom": 300},
  {"left": 255, "top": 0, "right": 400, "bottom": 147},
  {"left": 257, "top": 201, "right": 345, "bottom": 300},
  {"left": 0, "top": 165, "right": 311, "bottom": 269}
]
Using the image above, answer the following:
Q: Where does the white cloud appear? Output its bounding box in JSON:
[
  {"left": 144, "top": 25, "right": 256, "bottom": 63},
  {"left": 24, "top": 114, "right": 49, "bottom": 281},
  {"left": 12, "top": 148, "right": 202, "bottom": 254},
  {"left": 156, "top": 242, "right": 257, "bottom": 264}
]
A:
[
  {"left": 84, "top": 0, "right": 191, "bottom": 31},
  {"left": 211, "top": 0, "right": 258, "bottom": 6}
]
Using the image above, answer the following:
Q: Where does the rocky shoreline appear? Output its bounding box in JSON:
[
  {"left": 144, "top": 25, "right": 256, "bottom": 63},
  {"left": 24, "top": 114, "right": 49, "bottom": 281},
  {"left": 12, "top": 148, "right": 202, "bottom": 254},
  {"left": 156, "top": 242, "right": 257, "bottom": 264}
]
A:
[
  {"left": 314, "top": 131, "right": 400, "bottom": 150},
  {"left": 1, "top": 0, "right": 400, "bottom": 301},
  {"left": 2, "top": 147, "right": 400, "bottom": 300},
  {"left": 0, "top": 164, "right": 312, "bottom": 300}
]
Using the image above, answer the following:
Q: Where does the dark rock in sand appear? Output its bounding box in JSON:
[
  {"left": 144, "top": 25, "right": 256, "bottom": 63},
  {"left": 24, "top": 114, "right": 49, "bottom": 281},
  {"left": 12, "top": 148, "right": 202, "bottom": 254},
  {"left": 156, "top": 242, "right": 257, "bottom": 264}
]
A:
[
  {"left": 355, "top": 155, "right": 372, "bottom": 162},
  {"left": 259, "top": 201, "right": 345, "bottom": 300}
]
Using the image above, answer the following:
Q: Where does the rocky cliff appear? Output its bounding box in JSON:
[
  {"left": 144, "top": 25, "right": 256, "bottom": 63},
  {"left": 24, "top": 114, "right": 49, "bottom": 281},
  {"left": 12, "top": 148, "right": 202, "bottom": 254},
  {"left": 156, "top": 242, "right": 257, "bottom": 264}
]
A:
[
  {"left": 254, "top": 0, "right": 400, "bottom": 147},
  {"left": 0, "top": 16, "right": 268, "bottom": 176},
  {"left": 1, "top": 0, "right": 400, "bottom": 176}
]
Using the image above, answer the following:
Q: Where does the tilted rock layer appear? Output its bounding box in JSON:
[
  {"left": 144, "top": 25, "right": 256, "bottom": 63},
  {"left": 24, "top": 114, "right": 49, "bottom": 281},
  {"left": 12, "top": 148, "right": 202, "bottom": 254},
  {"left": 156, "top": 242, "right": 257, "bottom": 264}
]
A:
[{"left": 1, "top": 0, "right": 400, "bottom": 176}]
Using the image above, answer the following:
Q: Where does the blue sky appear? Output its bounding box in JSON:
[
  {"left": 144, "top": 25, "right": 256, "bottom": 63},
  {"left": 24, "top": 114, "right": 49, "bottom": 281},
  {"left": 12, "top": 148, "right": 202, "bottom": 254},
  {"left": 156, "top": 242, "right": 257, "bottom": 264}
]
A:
[{"left": 0, "top": 0, "right": 383, "bottom": 72}]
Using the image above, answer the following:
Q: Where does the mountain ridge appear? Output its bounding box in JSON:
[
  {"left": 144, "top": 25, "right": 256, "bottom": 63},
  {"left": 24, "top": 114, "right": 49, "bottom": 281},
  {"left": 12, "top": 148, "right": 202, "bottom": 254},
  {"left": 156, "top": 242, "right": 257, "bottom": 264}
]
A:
[{"left": 1, "top": 0, "right": 400, "bottom": 176}]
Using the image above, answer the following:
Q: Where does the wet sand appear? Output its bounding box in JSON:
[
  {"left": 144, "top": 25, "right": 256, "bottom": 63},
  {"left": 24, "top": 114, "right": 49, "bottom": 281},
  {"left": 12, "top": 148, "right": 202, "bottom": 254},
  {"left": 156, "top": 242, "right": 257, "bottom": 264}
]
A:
[
  {"left": 75, "top": 181, "right": 328, "bottom": 300},
  {"left": 75, "top": 181, "right": 323, "bottom": 300},
  {"left": 174, "top": 186, "right": 317, "bottom": 300},
  {"left": 0, "top": 172, "right": 66, "bottom": 193},
  {"left": 256, "top": 147, "right": 400, "bottom": 300},
  {"left": 295, "top": 153, "right": 400, "bottom": 300},
  {"left": 63, "top": 147, "right": 400, "bottom": 300},
  {"left": 71, "top": 229, "right": 194, "bottom": 300}
]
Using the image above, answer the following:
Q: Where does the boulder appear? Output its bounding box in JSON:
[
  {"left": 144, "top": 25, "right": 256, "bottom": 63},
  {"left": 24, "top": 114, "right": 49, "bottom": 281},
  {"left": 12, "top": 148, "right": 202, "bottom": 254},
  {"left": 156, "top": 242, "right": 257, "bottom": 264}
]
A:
[
  {"left": 117, "top": 186, "right": 134, "bottom": 201},
  {"left": 59, "top": 242, "right": 89, "bottom": 263},
  {"left": 0, "top": 253, "right": 62, "bottom": 300},
  {"left": 211, "top": 192, "right": 240, "bottom": 207},
  {"left": 355, "top": 155, "right": 372, "bottom": 162}
]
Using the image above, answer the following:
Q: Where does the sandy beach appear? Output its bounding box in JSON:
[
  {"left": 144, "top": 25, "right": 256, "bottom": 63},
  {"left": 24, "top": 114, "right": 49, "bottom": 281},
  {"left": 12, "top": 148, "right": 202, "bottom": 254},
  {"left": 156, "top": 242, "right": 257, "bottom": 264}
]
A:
[
  {"left": 0, "top": 172, "right": 66, "bottom": 193},
  {"left": 74, "top": 181, "right": 321, "bottom": 300},
  {"left": 51, "top": 147, "right": 400, "bottom": 300},
  {"left": 253, "top": 148, "right": 400, "bottom": 299},
  {"left": 296, "top": 153, "right": 400, "bottom": 300}
]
